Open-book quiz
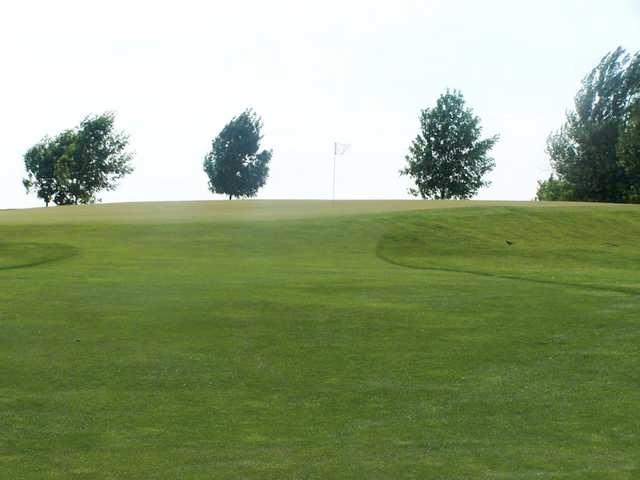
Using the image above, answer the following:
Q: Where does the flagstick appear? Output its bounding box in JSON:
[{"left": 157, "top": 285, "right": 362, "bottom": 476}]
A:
[{"left": 332, "top": 142, "right": 337, "bottom": 207}]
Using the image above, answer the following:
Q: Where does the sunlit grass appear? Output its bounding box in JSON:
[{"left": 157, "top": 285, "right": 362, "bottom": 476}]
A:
[{"left": 1, "top": 200, "right": 639, "bottom": 479}]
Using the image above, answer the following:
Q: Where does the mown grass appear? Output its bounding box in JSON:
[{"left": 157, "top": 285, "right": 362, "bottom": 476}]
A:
[
  {"left": 377, "top": 206, "right": 640, "bottom": 293},
  {"left": 1, "top": 201, "right": 639, "bottom": 479}
]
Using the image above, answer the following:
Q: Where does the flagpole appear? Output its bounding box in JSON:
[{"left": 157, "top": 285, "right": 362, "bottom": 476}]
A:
[{"left": 332, "top": 142, "right": 336, "bottom": 206}]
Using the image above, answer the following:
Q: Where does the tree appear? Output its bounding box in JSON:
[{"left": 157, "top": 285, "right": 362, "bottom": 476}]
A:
[
  {"left": 203, "top": 109, "right": 272, "bottom": 200},
  {"left": 535, "top": 175, "right": 574, "bottom": 201},
  {"left": 401, "top": 90, "right": 498, "bottom": 199},
  {"left": 22, "top": 130, "right": 74, "bottom": 207},
  {"left": 540, "top": 47, "right": 640, "bottom": 202},
  {"left": 617, "top": 103, "right": 640, "bottom": 201},
  {"left": 23, "top": 113, "right": 133, "bottom": 206}
]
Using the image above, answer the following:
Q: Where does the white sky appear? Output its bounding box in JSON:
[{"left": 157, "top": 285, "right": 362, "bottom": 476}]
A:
[{"left": 1, "top": 0, "right": 639, "bottom": 208}]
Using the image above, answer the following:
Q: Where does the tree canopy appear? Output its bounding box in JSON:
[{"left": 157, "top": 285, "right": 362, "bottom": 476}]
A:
[
  {"left": 23, "top": 113, "right": 133, "bottom": 206},
  {"left": 203, "top": 109, "right": 272, "bottom": 200},
  {"left": 535, "top": 175, "right": 573, "bottom": 201},
  {"left": 538, "top": 47, "right": 640, "bottom": 202},
  {"left": 401, "top": 90, "right": 498, "bottom": 200}
]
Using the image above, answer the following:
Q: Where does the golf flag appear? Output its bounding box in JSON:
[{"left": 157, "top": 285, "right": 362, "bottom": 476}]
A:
[
  {"left": 334, "top": 142, "right": 350, "bottom": 156},
  {"left": 332, "top": 142, "right": 350, "bottom": 202}
]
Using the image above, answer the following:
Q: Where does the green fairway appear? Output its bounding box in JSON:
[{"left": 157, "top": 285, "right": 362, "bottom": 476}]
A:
[{"left": 1, "top": 200, "right": 639, "bottom": 479}]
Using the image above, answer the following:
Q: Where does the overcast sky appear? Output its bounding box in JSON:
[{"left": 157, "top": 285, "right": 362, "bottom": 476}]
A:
[{"left": 1, "top": 0, "right": 639, "bottom": 209}]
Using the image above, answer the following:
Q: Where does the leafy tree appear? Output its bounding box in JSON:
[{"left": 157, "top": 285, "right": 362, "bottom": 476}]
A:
[
  {"left": 401, "top": 90, "right": 498, "bottom": 199},
  {"left": 23, "top": 113, "right": 133, "bottom": 206},
  {"left": 618, "top": 103, "right": 640, "bottom": 201},
  {"left": 22, "top": 130, "right": 74, "bottom": 207},
  {"left": 542, "top": 47, "right": 640, "bottom": 202},
  {"left": 203, "top": 109, "right": 272, "bottom": 200},
  {"left": 57, "top": 113, "right": 133, "bottom": 205},
  {"left": 535, "top": 175, "right": 574, "bottom": 201}
]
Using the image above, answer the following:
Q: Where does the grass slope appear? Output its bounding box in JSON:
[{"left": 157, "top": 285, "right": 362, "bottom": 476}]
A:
[{"left": 1, "top": 201, "right": 639, "bottom": 479}]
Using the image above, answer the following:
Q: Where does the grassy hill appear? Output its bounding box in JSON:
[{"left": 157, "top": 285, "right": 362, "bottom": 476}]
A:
[{"left": 1, "top": 200, "right": 639, "bottom": 479}]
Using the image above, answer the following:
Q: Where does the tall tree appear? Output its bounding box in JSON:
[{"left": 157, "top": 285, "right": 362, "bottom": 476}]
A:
[
  {"left": 617, "top": 103, "right": 640, "bottom": 201},
  {"left": 401, "top": 90, "right": 498, "bottom": 199},
  {"left": 22, "top": 130, "right": 74, "bottom": 207},
  {"left": 203, "top": 109, "right": 272, "bottom": 199},
  {"left": 23, "top": 113, "right": 133, "bottom": 206},
  {"left": 539, "top": 47, "right": 640, "bottom": 202}
]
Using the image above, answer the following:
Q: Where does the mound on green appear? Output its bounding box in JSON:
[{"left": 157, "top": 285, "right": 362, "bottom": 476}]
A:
[
  {"left": 377, "top": 207, "right": 640, "bottom": 294},
  {"left": 0, "top": 201, "right": 638, "bottom": 479}
]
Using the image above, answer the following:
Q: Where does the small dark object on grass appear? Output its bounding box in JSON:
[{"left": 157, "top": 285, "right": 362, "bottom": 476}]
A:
[
  {"left": 506, "top": 240, "right": 514, "bottom": 246},
  {"left": 604, "top": 242, "right": 620, "bottom": 247}
]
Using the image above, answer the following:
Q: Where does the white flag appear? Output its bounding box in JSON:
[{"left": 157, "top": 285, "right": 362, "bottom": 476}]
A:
[{"left": 334, "top": 142, "right": 350, "bottom": 155}]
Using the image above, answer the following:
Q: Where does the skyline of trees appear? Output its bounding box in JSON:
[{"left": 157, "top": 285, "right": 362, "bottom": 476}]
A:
[{"left": 17, "top": 46, "right": 640, "bottom": 206}]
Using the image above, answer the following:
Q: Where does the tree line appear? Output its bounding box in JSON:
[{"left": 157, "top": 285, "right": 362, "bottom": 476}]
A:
[
  {"left": 537, "top": 47, "right": 640, "bottom": 202},
  {"left": 22, "top": 47, "right": 640, "bottom": 206},
  {"left": 23, "top": 114, "right": 132, "bottom": 206}
]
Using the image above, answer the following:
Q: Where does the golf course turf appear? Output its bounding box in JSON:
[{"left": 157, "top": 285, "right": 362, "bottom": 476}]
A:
[{"left": 1, "top": 200, "right": 639, "bottom": 478}]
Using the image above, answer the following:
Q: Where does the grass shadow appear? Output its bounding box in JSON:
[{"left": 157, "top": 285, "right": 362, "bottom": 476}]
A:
[{"left": 0, "top": 242, "right": 79, "bottom": 271}]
